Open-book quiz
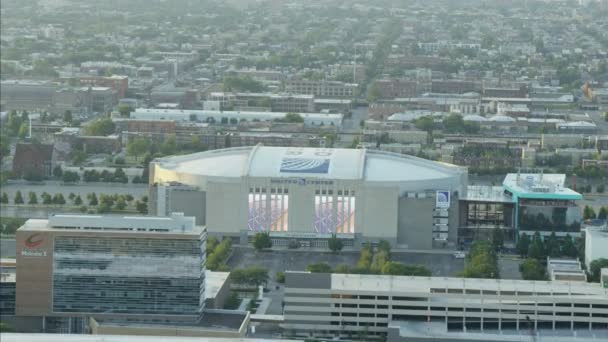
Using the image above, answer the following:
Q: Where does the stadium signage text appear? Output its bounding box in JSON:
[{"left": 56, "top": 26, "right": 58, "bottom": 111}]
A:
[{"left": 270, "top": 178, "right": 334, "bottom": 185}]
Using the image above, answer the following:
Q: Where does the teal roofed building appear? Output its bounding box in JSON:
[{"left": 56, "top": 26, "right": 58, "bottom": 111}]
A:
[{"left": 459, "top": 172, "right": 582, "bottom": 248}]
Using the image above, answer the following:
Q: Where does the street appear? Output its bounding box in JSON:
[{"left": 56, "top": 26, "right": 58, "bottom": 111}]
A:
[{"left": 1, "top": 180, "right": 147, "bottom": 199}]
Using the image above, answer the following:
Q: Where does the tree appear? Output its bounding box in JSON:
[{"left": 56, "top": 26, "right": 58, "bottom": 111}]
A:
[
  {"left": 328, "top": 234, "right": 343, "bottom": 253},
  {"left": 14, "top": 191, "right": 23, "bottom": 204},
  {"left": 28, "top": 192, "right": 38, "bottom": 205},
  {"left": 371, "top": 250, "right": 389, "bottom": 274},
  {"left": 63, "top": 110, "right": 73, "bottom": 124},
  {"left": 127, "top": 137, "right": 150, "bottom": 161},
  {"left": 41, "top": 192, "right": 52, "bottom": 205},
  {"left": 53, "top": 165, "right": 63, "bottom": 178},
  {"left": 306, "top": 262, "right": 333, "bottom": 273},
  {"left": 367, "top": 83, "right": 381, "bottom": 103},
  {"left": 544, "top": 232, "right": 561, "bottom": 258},
  {"left": 561, "top": 234, "right": 578, "bottom": 258},
  {"left": 74, "top": 195, "right": 83, "bottom": 206},
  {"left": 378, "top": 240, "right": 392, "bottom": 259},
  {"left": 282, "top": 112, "right": 304, "bottom": 123},
  {"left": 589, "top": 258, "right": 608, "bottom": 282},
  {"left": 1, "top": 192, "right": 8, "bottom": 204},
  {"left": 414, "top": 116, "right": 435, "bottom": 133},
  {"left": 519, "top": 258, "right": 546, "bottom": 280},
  {"left": 118, "top": 105, "right": 133, "bottom": 118},
  {"left": 62, "top": 171, "right": 80, "bottom": 183},
  {"left": 231, "top": 267, "right": 269, "bottom": 287},
  {"left": 68, "top": 193, "right": 76, "bottom": 200},
  {"left": 381, "top": 262, "right": 431, "bottom": 276},
  {"left": 253, "top": 232, "right": 272, "bottom": 251},
  {"left": 462, "top": 241, "right": 499, "bottom": 279},
  {"left": 84, "top": 118, "right": 115, "bottom": 136},
  {"left": 492, "top": 229, "right": 505, "bottom": 252},
  {"left": 276, "top": 272, "right": 285, "bottom": 283},
  {"left": 334, "top": 264, "right": 351, "bottom": 274},
  {"left": 52, "top": 193, "right": 66, "bottom": 205},
  {"left": 135, "top": 200, "right": 148, "bottom": 214},
  {"left": 528, "top": 232, "right": 545, "bottom": 260},
  {"left": 356, "top": 245, "right": 373, "bottom": 271},
  {"left": 18, "top": 122, "right": 29, "bottom": 139},
  {"left": 115, "top": 197, "right": 127, "bottom": 210},
  {"left": 599, "top": 207, "right": 608, "bottom": 220},
  {"left": 88, "top": 193, "right": 98, "bottom": 206},
  {"left": 160, "top": 136, "right": 177, "bottom": 155},
  {"left": 113, "top": 168, "right": 128, "bottom": 183},
  {"left": 597, "top": 184, "right": 605, "bottom": 193},
  {"left": 516, "top": 234, "right": 531, "bottom": 258},
  {"left": 583, "top": 205, "right": 597, "bottom": 220}
]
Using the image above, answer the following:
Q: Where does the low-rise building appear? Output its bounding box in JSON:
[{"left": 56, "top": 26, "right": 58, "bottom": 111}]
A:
[{"left": 283, "top": 271, "right": 608, "bottom": 341}]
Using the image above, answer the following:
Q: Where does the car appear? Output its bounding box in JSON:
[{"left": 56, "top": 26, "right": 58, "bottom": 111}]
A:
[{"left": 453, "top": 252, "right": 466, "bottom": 259}]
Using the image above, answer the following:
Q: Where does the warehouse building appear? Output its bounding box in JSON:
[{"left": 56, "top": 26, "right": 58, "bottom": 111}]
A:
[{"left": 150, "top": 146, "right": 468, "bottom": 249}]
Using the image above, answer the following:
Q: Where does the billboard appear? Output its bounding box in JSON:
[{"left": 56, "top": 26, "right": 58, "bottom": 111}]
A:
[{"left": 436, "top": 191, "right": 450, "bottom": 208}]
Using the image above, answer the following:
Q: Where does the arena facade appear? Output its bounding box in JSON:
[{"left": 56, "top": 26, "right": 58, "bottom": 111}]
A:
[{"left": 149, "top": 146, "right": 468, "bottom": 249}]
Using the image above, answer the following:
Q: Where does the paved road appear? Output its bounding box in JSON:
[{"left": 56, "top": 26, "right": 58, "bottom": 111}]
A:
[
  {"left": 1, "top": 181, "right": 147, "bottom": 199},
  {"left": 1, "top": 238, "right": 16, "bottom": 258}
]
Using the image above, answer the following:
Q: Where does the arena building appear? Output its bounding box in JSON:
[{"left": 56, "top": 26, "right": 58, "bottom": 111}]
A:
[{"left": 149, "top": 146, "right": 468, "bottom": 249}]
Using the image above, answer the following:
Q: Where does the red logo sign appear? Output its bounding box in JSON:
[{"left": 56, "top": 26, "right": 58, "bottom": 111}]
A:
[{"left": 24, "top": 233, "right": 44, "bottom": 248}]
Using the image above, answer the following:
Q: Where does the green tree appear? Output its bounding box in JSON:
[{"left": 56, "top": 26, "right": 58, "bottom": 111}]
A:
[
  {"left": 367, "top": 83, "right": 381, "bottom": 103},
  {"left": 516, "top": 234, "right": 531, "bottom": 258},
  {"left": 53, "top": 165, "right": 63, "bottom": 178},
  {"left": 18, "top": 122, "right": 29, "bottom": 139},
  {"left": 282, "top": 112, "right": 304, "bottom": 123},
  {"left": 1, "top": 192, "right": 8, "bottom": 204},
  {"left": 381, "top": 261, "right": 431, "bottom": 276},
  {"left": 597, "top": 184, "right": 605, "bottom": 193},
  {"left": 583, "top": 205, "right": 597, "bottom": 220},
  {"left": 334, "top": 264, "right": 351, "bottom": 274},
  {"left": 118, "top": 105, "right": 133, "bottom": 117},
  {"left": 135, "top": 200, "right": 147, "bottom": 214},
  {"left": 52, "top": 193, "right": 66, "bottom": 205},
  {"left": 62, "top": 171, "right": 80, "bottom": 183},
  {"left": 589, "top": 258, "right": 608, "bottom": 282},
  {"left": 88, "top": 193, "right": 98, "bottom": 206},
  {"left": 561, "top": 234, "right": 578, "bottom": 258},
  {"left": 41, "top": 192, "right": 52, "bottom": 205},
  {"left": 519, "top": 258, "right": 546, "bottom": 280},
  {"left": 328, "top": 234, "right": 343, "bottom": 253},
  {"left": 84, "top": 118, "right": 115, "bottom": 136},
  {"left": 252, "top": 232, "right": 272, "bottom": 251},
  {"left": 598, "top": 207, "right": 608, "bottom": 220},
  {"left": 544, "top": 232, "right": 561, "bottom": 258},
  {"left": 275, "top": 271, "right": 286, "bottom": 284},
  {"left": 160, "top": 136, "right": 177, "bottom": 155},
  {"left": 306, "top": 262, "right": 333, "bottom": 273},
  {"left": 28, "top": 191, "right": 38, "bottom": 204},
  {"left": 371, "top": 250, "right": 389, "bottom": 274},
  {"left": 223, "top": 292, "right": 240, "bottom": 310},
  {"left": 14, "top": 191, "right": 24, "bottom": 204},
  {"left": 74, "top": 195, "right": 83, "bottom": 206},
  {"left": 462, "top": 241, "right": 499, "bottom": 279},
  {"left": 356, "top": 244, "right": 373, "bottom": 271},
  {"left": 127, "top": 137, "right": 150, "bottom": 161},
  {"left": 414, "top": 116, "right": 435, "bottom": 133},
  {"left": 528, "top": 232, "right": 545, "bottom": 260},
  {"left": 492, "top": 229, "right": 504, "bottom": 252},
  {"left": 115, "top": 197, "right": 127, "bottom": 210},
  {"left": 378, "top": 240, "right": 392, "bottom": 259}
]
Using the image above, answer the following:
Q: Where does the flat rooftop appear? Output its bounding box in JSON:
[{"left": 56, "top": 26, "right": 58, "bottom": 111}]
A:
[
  {"left": 0, "top": 334, "right": 299, "bottom": 342},
  {"left": 389, "top": 321, "right": 608, "bottom": 341},
  {"left": 502, "top": 173, "right": 582, "bottom": 200},
  {"left": 463, "top": 185, "right": 514, "bottom": 203},
  {"left": 325, "top": 273, "right": 606, "bottom": 296},
  {"left": 94, "top": 310, "right": 248, "bottom": 332},
  {"left": 205, "top": 271, "right": 230, "bottom": 300}
]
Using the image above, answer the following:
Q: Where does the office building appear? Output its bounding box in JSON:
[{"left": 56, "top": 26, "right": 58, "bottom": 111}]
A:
[
  {"left": 15, "top": 213, "right": 206, "bottom": 331},
  {"left": 284, "top": 80, "right": 358, "bottom": 98},
  {"left": 149, "top": 146, "right": 467, "bottom": 248},
  {"left": 459, "top": 173, "right": 582, "bottom": 245}
]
